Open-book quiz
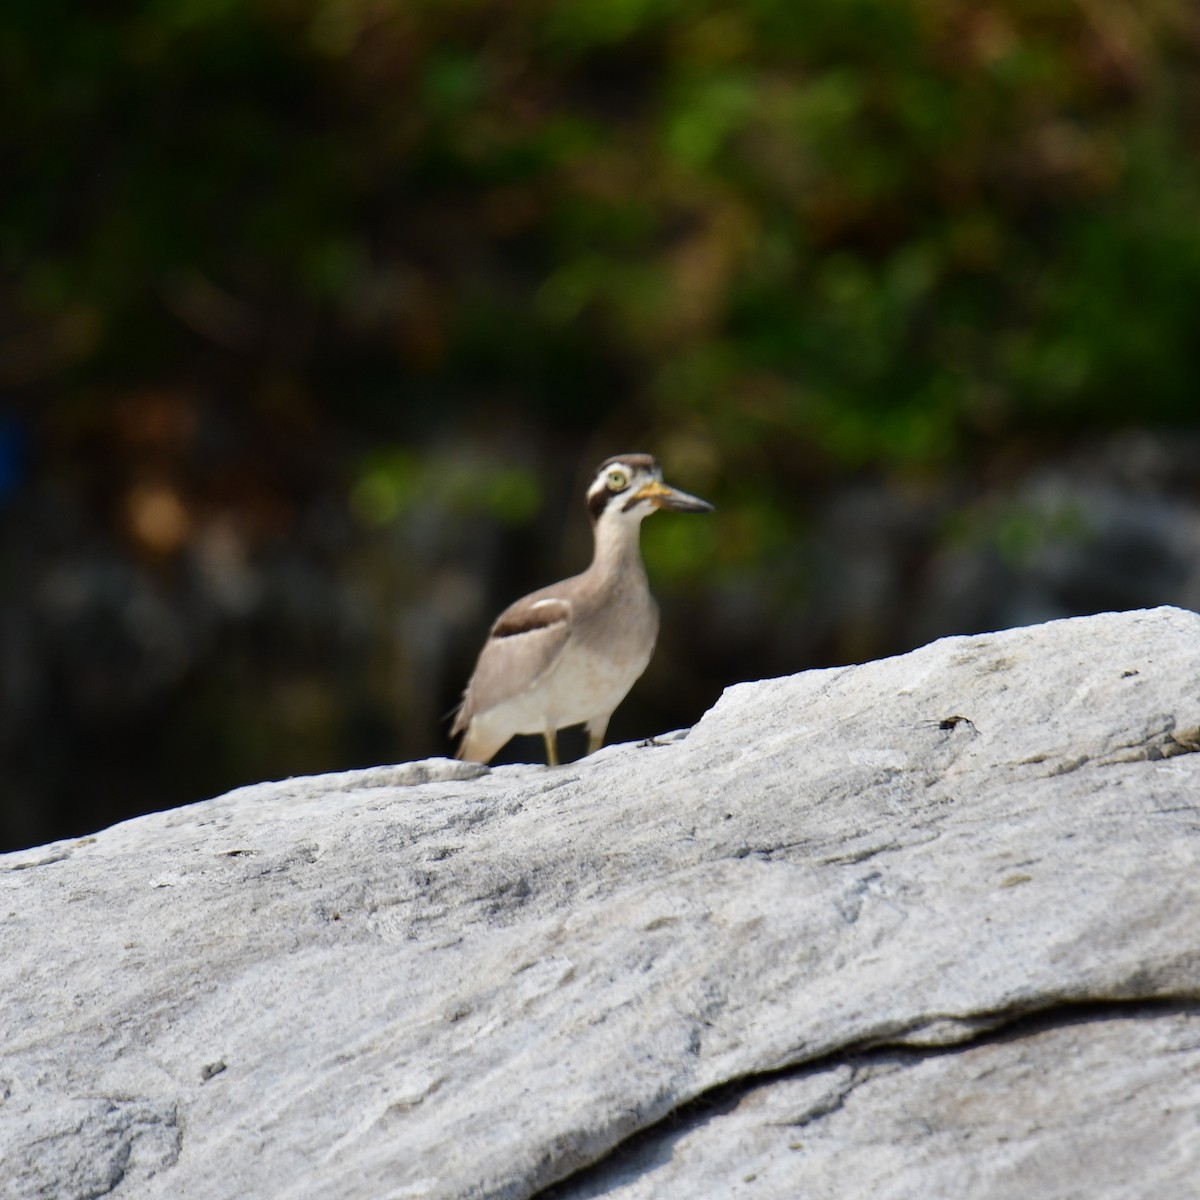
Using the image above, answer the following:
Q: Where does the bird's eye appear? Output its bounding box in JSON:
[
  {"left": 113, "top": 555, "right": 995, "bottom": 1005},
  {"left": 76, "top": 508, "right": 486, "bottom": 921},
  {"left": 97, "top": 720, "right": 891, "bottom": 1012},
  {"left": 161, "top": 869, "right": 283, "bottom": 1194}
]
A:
[{"left": 606, "top": 468, "right": 629, "bottom": 491}]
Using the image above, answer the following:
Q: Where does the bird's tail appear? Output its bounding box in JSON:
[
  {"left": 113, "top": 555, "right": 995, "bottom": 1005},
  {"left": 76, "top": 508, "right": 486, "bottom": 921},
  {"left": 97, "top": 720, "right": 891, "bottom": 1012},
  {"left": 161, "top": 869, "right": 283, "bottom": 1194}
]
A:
[{"left": 455, "top": 722, "right": 504, "bottom": 764}]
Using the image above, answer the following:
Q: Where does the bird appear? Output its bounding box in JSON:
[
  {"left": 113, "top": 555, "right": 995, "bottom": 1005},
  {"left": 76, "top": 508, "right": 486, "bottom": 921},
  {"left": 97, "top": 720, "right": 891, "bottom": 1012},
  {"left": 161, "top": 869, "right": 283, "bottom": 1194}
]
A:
[{"left": 452, "top": 453, "right": 713, "bottom": 766}]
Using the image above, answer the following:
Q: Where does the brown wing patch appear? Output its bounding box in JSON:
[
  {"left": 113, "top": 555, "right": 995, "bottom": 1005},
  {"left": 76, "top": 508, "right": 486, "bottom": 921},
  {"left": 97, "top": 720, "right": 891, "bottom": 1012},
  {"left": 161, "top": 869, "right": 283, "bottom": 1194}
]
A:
[
  {"left": 452, "top": 592, "right": 574, "bottom": 733},
  {"left": 491, "top": 597, "right": 571, "bottom": 639}
]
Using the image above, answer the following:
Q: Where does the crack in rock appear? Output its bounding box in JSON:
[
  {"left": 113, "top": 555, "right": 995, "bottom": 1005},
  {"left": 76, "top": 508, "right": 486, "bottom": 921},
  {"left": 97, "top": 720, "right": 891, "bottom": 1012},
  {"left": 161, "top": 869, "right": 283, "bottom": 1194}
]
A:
[{"left": 535, "top": 999, "right": 1200, "bottom": 1200}]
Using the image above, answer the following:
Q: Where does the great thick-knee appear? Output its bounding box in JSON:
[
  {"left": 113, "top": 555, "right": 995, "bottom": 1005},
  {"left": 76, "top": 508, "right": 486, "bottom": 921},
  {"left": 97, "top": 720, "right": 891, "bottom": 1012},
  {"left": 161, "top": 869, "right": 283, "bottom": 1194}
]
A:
[{"left": 452, "top": 454, "right": 713, "bottom": 765}]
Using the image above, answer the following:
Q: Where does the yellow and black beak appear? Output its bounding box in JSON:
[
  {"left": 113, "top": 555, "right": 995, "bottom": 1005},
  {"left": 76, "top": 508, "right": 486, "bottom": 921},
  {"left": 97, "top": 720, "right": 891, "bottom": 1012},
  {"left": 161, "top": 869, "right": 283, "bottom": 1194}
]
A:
[{"left": 626, "top": 478, "right": 714, "bottom": 514}]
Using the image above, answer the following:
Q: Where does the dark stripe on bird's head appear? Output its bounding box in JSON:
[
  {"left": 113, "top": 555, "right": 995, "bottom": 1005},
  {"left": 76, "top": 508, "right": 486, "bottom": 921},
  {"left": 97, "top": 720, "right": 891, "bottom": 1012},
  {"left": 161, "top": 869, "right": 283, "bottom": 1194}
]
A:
[
  {"left": 586, "top": 486, "right": 611, "bottom": 523},
  {"left": 595, "top": 452, "right": 659, "bottom": 476},
  {"left": 587, "top": 453, "right": 660, "bottom": 523}
]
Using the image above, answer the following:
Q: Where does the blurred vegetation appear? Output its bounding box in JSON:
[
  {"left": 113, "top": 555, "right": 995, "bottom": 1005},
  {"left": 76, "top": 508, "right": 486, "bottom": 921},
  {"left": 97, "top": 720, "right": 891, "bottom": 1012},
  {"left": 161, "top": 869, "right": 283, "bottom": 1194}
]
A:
[{"left": 3, "top": 0, "right": 1200, "bottom": 848}]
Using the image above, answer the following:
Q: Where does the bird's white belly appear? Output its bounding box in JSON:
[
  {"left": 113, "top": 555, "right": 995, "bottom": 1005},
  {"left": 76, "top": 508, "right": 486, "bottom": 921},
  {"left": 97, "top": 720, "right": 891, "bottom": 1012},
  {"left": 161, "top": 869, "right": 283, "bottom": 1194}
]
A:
[{"left": 493, "top": 636, "right": 653, "bottom": 735}]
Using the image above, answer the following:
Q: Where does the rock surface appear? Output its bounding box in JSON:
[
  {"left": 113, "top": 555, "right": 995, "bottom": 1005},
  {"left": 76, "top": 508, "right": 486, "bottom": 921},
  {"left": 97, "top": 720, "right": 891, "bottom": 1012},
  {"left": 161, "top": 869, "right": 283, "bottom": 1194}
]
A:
[
  {"left": 3, "top": 606, "right": 1199, "bottom": 1200},
  {"left": 554, "top": 1005, "right": 1200, "bottom": 1200}
]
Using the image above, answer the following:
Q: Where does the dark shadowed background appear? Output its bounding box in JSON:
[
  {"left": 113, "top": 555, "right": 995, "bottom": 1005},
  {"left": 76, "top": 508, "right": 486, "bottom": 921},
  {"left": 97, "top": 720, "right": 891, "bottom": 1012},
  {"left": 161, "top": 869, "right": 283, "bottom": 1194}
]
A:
[{"left": 3, "top": 0, "right": 1200, "bottom": 852}]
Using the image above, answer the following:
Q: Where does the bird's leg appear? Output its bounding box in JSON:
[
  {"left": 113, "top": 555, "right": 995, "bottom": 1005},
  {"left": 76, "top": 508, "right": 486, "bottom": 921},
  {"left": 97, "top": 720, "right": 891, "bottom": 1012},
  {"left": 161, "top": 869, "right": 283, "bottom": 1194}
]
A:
[{"left": 543, "top": 729, "right": 559, "bottom": 767}]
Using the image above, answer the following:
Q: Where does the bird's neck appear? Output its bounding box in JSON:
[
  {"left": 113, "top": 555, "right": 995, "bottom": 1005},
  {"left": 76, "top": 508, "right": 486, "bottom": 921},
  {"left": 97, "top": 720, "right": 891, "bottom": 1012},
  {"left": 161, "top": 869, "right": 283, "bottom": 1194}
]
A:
[{"left": 588, "top": 513, "right": 648, "bottom": 584}]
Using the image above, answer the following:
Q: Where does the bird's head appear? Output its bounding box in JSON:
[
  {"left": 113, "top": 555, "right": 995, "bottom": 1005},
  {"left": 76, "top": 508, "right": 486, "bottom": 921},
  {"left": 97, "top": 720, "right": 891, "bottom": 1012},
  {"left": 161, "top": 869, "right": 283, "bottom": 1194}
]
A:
[{"left": 585, "top": 453, "right": 713, "bottom": 526}]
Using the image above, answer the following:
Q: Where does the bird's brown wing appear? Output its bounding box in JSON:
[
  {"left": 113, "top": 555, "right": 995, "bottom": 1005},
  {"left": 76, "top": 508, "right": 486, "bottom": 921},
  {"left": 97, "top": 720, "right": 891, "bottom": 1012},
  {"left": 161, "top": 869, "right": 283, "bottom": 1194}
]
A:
[{"left": 451, "top": 592, "right": 573, "bottom": 733}]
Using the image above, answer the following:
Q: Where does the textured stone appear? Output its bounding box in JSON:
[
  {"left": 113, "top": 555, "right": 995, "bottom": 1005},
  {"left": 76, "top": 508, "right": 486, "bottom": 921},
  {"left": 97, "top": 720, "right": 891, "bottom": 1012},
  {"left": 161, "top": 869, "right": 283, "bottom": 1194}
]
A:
[
  {"left": 2, "top": 607, "right": 1199, "bottom": 1199},
  {"left": 556, "top": 1007, "right": 1200, "bottom": 1200}
]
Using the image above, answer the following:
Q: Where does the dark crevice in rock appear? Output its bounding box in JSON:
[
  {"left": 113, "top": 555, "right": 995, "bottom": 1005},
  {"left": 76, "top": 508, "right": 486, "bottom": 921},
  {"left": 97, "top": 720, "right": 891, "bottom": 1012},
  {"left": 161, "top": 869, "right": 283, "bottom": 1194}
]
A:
[
  {"left": 816, "top": 842, "right": 902, "bottom": 867},
  {"left": 531, "top": 997, "right": 1200, "bottom": 1200},
  {"left": 1160, "top": 728, "right": 1200, "bottom": 757},
  {"left": 870, "top": 995, "right": 1200, "bottom": 1058},
  {"left": 1013, "top": 719, "right": 1200, "bottom": 781},
  {"left": 1098, "top": 720, "right": 1200, "bottom": 766}
]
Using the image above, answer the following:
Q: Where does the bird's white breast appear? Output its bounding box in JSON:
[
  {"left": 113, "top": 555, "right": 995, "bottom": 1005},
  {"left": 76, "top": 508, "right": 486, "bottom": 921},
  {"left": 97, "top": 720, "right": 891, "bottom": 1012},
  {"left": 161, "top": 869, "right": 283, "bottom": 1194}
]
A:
[
  {"left": 535, "top": 635, "right": 653, "bottom": 729},
  {"left": 485, "top": 592, "right": 658, "bottom": 736}
]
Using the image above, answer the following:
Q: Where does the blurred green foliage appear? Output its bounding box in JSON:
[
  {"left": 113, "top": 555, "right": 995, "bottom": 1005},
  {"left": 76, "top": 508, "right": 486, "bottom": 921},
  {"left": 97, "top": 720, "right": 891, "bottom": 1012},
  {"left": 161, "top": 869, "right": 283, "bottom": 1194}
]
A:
[
  {"left": 351, "top": 449, "right": 541, "bottom": 526},
  {"left": 6, "top": 0, "right": 1199, "bottom": 478},
  {"left": 4, "top": 0, "right": 1200, "bottom": 847}
]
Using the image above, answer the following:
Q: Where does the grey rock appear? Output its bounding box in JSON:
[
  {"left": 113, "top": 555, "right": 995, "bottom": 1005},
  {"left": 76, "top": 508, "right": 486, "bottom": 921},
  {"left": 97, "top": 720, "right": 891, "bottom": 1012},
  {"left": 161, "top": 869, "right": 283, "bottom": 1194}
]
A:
[
  {"left": 559, "top": 1007, "right": 1200, "bottom": 1200},
  {"left": 2, "top": 606, "right": 1199, "bottom": 1200}
]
